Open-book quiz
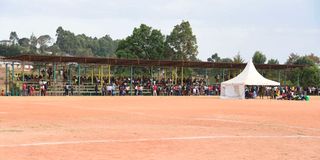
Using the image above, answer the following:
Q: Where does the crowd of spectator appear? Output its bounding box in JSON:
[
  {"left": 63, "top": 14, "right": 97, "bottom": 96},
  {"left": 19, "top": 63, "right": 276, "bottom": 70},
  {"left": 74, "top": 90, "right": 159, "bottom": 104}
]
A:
[
  {"left": 3, "top": 68, "right": 320, "bottom": 98},
  {"left": 245, "top": 86, "right": 315, "bottom": 100}
]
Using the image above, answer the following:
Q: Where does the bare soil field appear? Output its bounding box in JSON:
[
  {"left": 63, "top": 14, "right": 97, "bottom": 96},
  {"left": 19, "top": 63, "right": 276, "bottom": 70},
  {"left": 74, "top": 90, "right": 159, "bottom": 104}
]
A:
[{"left": 0, "top": 96, "right": 320, "bottom": 160}]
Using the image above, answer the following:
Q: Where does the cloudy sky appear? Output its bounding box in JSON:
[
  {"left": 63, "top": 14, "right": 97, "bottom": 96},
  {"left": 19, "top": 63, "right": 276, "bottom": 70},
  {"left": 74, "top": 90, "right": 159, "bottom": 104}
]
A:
[{"left": 0, "top": 0, "right": 319, "bottom": 63}]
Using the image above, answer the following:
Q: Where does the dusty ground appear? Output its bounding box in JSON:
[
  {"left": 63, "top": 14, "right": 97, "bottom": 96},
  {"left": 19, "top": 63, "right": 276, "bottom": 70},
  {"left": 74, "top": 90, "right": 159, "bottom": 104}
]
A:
[{"left": 0, "top": 96, "right": 320, "bottom": 160}]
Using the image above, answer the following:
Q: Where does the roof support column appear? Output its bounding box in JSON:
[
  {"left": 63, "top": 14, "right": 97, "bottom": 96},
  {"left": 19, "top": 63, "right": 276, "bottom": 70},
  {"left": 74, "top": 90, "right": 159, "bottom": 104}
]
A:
[
  {"left": 150, "top": 66, "right": 153, "bottom": 80},
  {"left": 100, "top": 65, "right": 103, "bottom": 88},
  {"left": 181, "top": 67, "right": 184, "bottom": 85},
  {"left": 91, "top": 66, "right": 94, "bottom": 85},
  {"left": 11, "top": 62, "right": 14, "bottom": 96},
  {"left": 158, "top": 67, "right": 161, "bottom": 83},
  {"left": 171, "top": 67, "right": 174, "bottom": 84},
  {"left": 38, "top": 64, "right": 41, "bottom": 79},
  {"left": 284, "top": 69, "right": 287, "bottom": 86},
  {"left": 53, "top": 62, "right": 56, "bottom": 82},
  {"left": 175, "top": 67, "right": 177, "bottom": 85},
  {"left": 130, "top": 65, "right": 133, "bottom": 96},
  {"left": 222, "top": 69, "right": 225, "bottom": 82},
  {"left": 297, "top": 73, "right": 300, "bottom": 87},
  {"left": 78, "top": 64, "right": 81, "bottom": 95},
  {"left": 108, "top": 65, "right": 111, "bottom": 84},
  {"left": 205, "top": 68, "right": 208, "bottom": 85},
  {"left": 278, "top": 70, "right": 281, "bottom": 85},
  {"left": 68, "top": 64, "right": 71, "bottom": 85},
  {"left": 53, "top": 62, "right": 57, "bottom": 96},
  {"left": 5, "top": 63, "right": 8, "bottom": 96},
  {"left": 22, "top": 61, "right": 25, "bottom": 82},
  {"left": 164, "top": 68, "right": 167, "bottom": 81},
  {"left": 44, "top": 63, "right": 47, "bottom": 81}
]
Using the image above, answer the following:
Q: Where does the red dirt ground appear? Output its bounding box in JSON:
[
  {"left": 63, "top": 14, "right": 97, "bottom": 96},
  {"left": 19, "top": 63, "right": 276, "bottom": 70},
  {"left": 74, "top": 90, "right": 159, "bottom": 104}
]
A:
[{"left": 0, "top": 96, "right": 320, "bottom": 160}]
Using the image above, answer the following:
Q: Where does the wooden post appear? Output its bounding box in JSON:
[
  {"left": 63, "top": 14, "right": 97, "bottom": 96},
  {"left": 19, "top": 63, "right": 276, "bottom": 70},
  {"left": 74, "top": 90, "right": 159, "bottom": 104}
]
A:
[
  {"left": 91, "top": 66, "right": 94, "bottom": 85},
  {"left": 5, "top": 63, "right": 8, "bottom": 96},
  {"left": 130, "top": 65, "right": 133, "bottom": 96},
  {"left": 181, "top": 67, "right": 184, "bottom": 85},
  {"left": 175, "top": 67, "right": 177, "bottom": 85},
  {"left": 22, "top": 62, "right": 25, "bottom": 82},
  {"left": 11, "top": 62, "right": 14, "bottom": 96},
  {"left": 108, "top": 65, "right": 111, "bottom": 84},
  {"left": 78, "top": 64, "right": 81, "bottom": 95}
]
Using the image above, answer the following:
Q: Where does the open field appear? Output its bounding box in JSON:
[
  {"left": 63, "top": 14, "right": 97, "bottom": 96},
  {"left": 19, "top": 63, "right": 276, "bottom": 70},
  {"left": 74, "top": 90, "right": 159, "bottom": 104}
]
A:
[{"left": 0, "top": 96, "right": 320, "bottom": 160}]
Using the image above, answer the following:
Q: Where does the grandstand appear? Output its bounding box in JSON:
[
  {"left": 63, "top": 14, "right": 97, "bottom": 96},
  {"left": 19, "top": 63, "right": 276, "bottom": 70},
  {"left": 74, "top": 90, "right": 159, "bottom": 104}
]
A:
[{"left": 1, "top": 54, "right": 305, "bottom": 96}]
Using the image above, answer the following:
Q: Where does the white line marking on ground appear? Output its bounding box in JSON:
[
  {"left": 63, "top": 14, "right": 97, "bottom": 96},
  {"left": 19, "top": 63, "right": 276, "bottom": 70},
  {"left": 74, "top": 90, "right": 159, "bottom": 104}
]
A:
[
  {"left": 0, "top": 135, "right": 320, "bottom": 148},
  {"left": 194, "top": 118, "right": 320, "bottom": 131},
  {"left": 54, "top": 106, "right": 320, "bottom": 132}
]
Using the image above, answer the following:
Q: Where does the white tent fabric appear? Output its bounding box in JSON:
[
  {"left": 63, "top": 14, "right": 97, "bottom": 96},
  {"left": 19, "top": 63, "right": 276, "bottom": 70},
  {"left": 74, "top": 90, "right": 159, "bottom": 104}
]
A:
[{"left": 220, "top": 60, "right": 280, "bottom": 99}]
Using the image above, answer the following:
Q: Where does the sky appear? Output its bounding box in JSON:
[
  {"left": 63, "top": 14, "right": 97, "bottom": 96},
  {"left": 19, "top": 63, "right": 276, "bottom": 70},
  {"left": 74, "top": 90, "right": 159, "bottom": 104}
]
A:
[{"left": 0, "top": 0, "right": 319, "bottom": 63}]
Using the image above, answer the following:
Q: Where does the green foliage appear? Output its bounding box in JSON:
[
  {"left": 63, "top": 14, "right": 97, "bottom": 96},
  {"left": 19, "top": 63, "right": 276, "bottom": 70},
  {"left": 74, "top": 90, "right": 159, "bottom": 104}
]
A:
[
  {"left": 207, "top": 53, "right": 234, "bottom": 63},
  {"left": 29, "top": 34, "right": 38, "bottom": 53},
  {"left": 166, "top": 21, "right": 198, "bottom": 60},
  {"left": 233, "top": 53, "right": 244, "bottom": 63},
  {"left": 220, "top": 58, "right": 233, "bottom": 63},
  {"left": 9, "top": 31, "right": 19, "bottom": 45},
  {"left": 294, "top": 56, "right": 315, "bottom": 66},
  {"left": 56, "top": 26, "right": 117, "bottom": 57},
  {"left": 37, "top": 35, "right": 52, "bottom": 54},
  {"left": 116, "top": 24, "right": 166, "bottom": 60},
  {"left": 207, "top": 53, "right": 221, "bottom": 62},
  {"left": 252, "top": 51, "right": 266, "bottom": 64},
  {"left": 299, "top": 66, "right": 320, "bottom": 87},
  {"left": 47, "top": 44, "right": 61, "bottom": 55},
  {"left": 0, "top": 45, "right": 21, "bottom": 56},
  {"left": 287, "top": 55, "right": 320, "bottom": 87},
  {"left": 286, "top": 53, "right": 300, "bottom": 64},
  {"left": 18, "top": 38, "right": 30, "bottom": 47},
  {"left": 267, "top": 59, "right": 279, "bottom": 64}
]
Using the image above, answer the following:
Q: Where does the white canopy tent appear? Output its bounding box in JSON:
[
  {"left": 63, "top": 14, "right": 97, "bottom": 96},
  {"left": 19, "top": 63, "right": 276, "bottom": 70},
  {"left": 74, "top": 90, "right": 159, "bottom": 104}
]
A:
[{"left": 220, "top": 60, "right": 280, "bottom": 99}]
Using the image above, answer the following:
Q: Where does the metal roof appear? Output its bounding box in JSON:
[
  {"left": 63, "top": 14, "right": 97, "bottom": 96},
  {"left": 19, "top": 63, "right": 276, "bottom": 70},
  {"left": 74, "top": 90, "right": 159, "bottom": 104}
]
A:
[{"left": 4, "top": 54, "right": 305, "bottom": 69}]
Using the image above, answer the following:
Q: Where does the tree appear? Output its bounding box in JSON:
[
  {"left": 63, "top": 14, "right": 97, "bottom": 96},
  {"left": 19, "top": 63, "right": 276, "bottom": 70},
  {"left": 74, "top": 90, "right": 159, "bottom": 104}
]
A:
[
  {"left": 207, "top": 53, "right": 221, "bottom": 62},
  {"left": 30, "top": 34, "right": 38, "bottom": 53},
  {"left": 9, "top": 31, "right": 19, "bottom": 45},
  {"left": 220, "top": 58, "right": 233, "bottom": 63},
  {"left": 47, "top": 44, "right": 61, "bottom": 55},
  {"left": 306, "top": 53, "right": 320, "bottom": 64},
  {"left": 267, "top": 58, "right": 279, "bottom": 64},
  {"left": 37, "top": 35, "right": 52, "bottom": 54},
  {"left": 233, "top": 53, "right": 244, "bottom": 63},
  {"left": 0, "top": 45, "right": 21, "bottom": 56},
  {"left": 18, "top": 38, "right": 31, "bottom": 53},
  {"left": 56, "top": 26, "right": 78, "bottom": 55},
  {"left": 18, "top": 38, "right": 30, "bottom": 48},
  {"left": 55, "top": 26, "right": 117, "bottom": 57},
  {"left": 252, "top": 51, "right": 266, "bottom": 64},
  {"left": 166, "top": 21, "right": 198, "bottom": 60},
  {"left": 116, "top": 24, "right": 166, "bottom": 60},
  {"left": 97, "top": 35, "right": 117, "bottom": 57},
  {"left": 286, "top": 53, "right": 300, "bottom": 64},
  {"left": 286, "top": 55, "right": 320, "bottom": 87}
]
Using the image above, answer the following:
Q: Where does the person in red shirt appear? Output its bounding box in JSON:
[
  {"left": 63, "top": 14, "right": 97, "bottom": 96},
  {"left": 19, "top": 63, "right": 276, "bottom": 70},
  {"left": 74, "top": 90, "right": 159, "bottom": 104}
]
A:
[
  {"left": 22, "top": 83, "right": 27, "bottom": 96},
  {"left": 153, "top": 84, "right": 158, "bottom": 96}
]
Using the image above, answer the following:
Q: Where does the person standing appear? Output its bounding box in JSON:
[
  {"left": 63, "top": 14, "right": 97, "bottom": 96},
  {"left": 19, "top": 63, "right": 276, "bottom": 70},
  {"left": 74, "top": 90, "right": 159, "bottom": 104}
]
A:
[
  {"left": 95, "top": 84, "right": 99, "bottom": 96},
  {"left": 22, "top": 83, "right": 27, "bottom": 96},
  {"left": 153, "top": 84, "right": 158, "bottom": 96}
]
